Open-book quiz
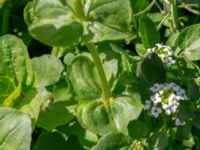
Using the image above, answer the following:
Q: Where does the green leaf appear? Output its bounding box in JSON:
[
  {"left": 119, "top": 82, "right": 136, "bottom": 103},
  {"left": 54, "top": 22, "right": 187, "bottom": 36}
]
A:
[
  {"left": 77, "top": 96, "right": 143, "bottom": 135},
  {"left": 68, "top": 55, "right": 102, "bottom": 101},
  {"left": 137, "top": 52, "right": 166, "bottom": 83},
  {"left": 131, "top": 0, "right": 149, "bottom": 14},
  {"left": 84, "top": 22, "right": 132, "bottom": 43},
  {"left": 86, "top": 0, "right": 132, "bottom": 30},
  {"left": 34, "top": 132, "right": 68, "bottom": 150},
  {"left": 193, "top": 112, "right": 200, "bottom": 129},
  {"left": 37, "top": 101, "right": 74, "bottom": 131},
  {"left": 3, "top": 81, "right": 22, "bottom": 106},
  {"left": 14, "top": 87, "right": 41, "bottom": 123},
  {"left": 176, "top": 124, "right": 192, "bottom": 140},
  {"left": 187, "top": 80, "right": 200, "bottom": 102},
  {"left": 0, "top": 35, "right": 37, "bottom": 109},
  {"left": 24, "top": 0, "right": 83, "bottom": 47},
  {"left": 128, "top": 120, "right": 149, "bottom": 139},
  {"left": 91, "top": 132, "right": 131, "bottom": 150},
  {"left": 53, "top": 79, "right": 72, "bottom": 102},
  {"left": 0, "top": 34, "right": 34, "bottom": 86},
  {"left": 84, "top": 0, "right": 133, "bottom": 42},
  {"left": 32, "top": 55, "right": 64, "bottom": 86},
  {"left": 139, "top": 16, "right": 160, "bottom": 48},
  {"left": 176, "top": 23, "right": 200, "bottom": 60},
  {"left": 0, "top": 76, "right": 16, "bottom": 101},
  {"left": 135, "top": 43, "right": 147, "bottom": 57},
  {"left": 175, "top": 124, "right": 192, "bottom": 140},
  {"left": 57, "top": 121, "right": 98, "bottom": 149},
  {"left": 23, "top": 1, "right": 35, "bottom": 25},
  {"left": 151, "top": 131, "right": 168, "bottom": 150},
  {"left": 0, "top": 107, "right": 32, "bottom": 150}
]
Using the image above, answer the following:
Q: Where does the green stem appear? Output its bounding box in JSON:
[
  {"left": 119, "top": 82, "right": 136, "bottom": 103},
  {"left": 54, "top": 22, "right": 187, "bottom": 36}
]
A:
[
  {"left": 171, "top": 1, "right": 179, "bottom": 33},
  {"left": 75, "top": 0, "right": 86, "bottom": 21},
  {"left": 156, "top": 13, "right": 170, "bottom": 30},
  {"left": 85, "top": 42, "right": 110, "bottom": 101},
  {"left": 1, "top": 0, "right": 11, "bottom": 35},
  {"left": 133, "top": 0, "right": 156, "bottom": 18}
]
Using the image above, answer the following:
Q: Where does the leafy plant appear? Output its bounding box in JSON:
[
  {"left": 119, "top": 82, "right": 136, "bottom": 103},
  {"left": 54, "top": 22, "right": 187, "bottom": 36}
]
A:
[{"left": 0, "top": 0, "right": 200, "bottom": 149}]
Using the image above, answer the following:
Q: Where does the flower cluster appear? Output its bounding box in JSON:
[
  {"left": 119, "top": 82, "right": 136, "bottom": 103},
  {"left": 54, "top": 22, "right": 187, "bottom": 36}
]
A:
[
  {"left": 131, "top": 140, "right": 144, "bottom": 150},
  {"left": 144, "top": 83, "right": 188, "bottom": 126},
  {"left": 147, "top": 44, "right": 176, "bottom": 67}
]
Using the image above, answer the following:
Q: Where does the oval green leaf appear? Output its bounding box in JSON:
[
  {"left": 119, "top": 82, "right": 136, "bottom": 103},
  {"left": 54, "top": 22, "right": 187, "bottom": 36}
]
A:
[
  {"left": 32, "top": 55, "right": 64, "bottom": 86},
  {"left": 24, "top": 0, "right": 83, "bottom": 47},
  {"left": 68, "top": 55, "right": 102, "bottom": 101},
  {"left": 0, "top": 107, "right": 32, "bottom": 150},
  {"left": 139, "top": 16, "right": 160, "bottom": 48},
  {"left": 176, "top": 23, "right": 200, "bottom": 60},
  {"left": 76, "top": 96, "right": 143, "bottom": 135},
  {"left": 91, "top": 132, "right": 131, "bottom": 150}
]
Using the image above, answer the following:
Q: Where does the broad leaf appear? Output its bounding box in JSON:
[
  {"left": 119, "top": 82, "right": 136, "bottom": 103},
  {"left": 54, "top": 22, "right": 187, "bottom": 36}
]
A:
[
  {"left": 33, "top": 132, "right": 68, "bottom": 150},
  {"left": 84, "top": 0, "right": 133, "bottom": 42},
  {"left": 76, "top": 96, "right": 143, "bottom": 135},
  {"left": 0, "top": 34, "right": 40, "bottom": 123},
  {"left": 57, "top": 121, "right": 98, "bottom": 149},
  {"left": 137, "top": 52, "right": 166, "bottom": 83},
  {"left": 86, "top": 0, "right": 132, "bottom": 29},
  {"left": 0, "top": 107, "right": 32, "bottom": 150},
  {"left": 151, "top": 131, "right": 168, "bottom": 150},
  {"left": 139, "top": 16, "right": 160, "bottom": 48},
  {"left": 0, "top": 34, "right": 34, "bottom": 86},
  {"left": 53, "top": 79, "right": 72, "bottom": 101},
  {"left": 128, "top": 120, "right": 149, "bottom": 139},
  {"left": 37, "top": 101, "right": 74, "bottom": 131},
  {"left": 24, "top": 0, "right": 83, "bottom": 47},
  {"left": 131, "top": 0, "right": 149, "bottom": 14},
  {"left": 176, "top": 23, "right": 200, "bottom": 60},
  {"left": 84, "top": 22, "right": 132, "bottom": 43},
  {"left": 187, "top": 80, "right": 200, "bottom": 102},
  {"left": 32, "top": 55, "right": 64, "bottom": 86},
  {"left": 68, "top": 55, "right": 102, "bottom": 101},
  {"left": 91, "top": 132, "right": 131, "bottom": 150}
]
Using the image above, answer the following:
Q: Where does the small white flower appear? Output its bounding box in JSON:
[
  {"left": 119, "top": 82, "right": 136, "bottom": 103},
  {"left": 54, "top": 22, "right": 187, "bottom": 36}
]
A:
[
  {"left": 175, "top": 118, "right": 186, "bottom": 126},
  {"left": 173, "top": 85, "right": 181, "bottom": 92},
  {"left": 153, "top": 93, "right": 162, "bottom": 104},
  {"left": 149, "top": 83, "right": 162, "bottom": 93},
  {"left": 147, "top": 44, "right": 176, "bottom": 67},
  {"left": 151, "top": 107, "right": 162, "bottom": 118},
  {"left": 146, "top": 83, "right": 188, "bottom": 119},
  {"left": 162, "top": 103, "right": 169, "bottom": 109},
  {"left": 156, "top": 43, "right": 162, "bottom": 48},
  {"left": 147, "top": 48, "right": 154, "bottom": 53},
  {"left": 165, "top": 109, "right": 172, "bottom": 115}
]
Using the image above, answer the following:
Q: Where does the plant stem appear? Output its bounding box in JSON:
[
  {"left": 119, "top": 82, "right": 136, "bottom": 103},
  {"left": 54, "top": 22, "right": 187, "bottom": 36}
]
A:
[
  {"left": 157, "top": 13, "right": 170, "bottom": 30},
  {"left": 171, "top": 1, "right": 179, "bottom": 33},
  {"left": 85, "top": 42, "right": 110, "bottom": 101},
  {"left": 133, "top": 0, "right": 156, "bottom": 18},
  {"left": 1, "top": 0, "right": 11, "bottom": 35},
  {"left": 75, "top": 0, "right": 86, "bottom": 21}
]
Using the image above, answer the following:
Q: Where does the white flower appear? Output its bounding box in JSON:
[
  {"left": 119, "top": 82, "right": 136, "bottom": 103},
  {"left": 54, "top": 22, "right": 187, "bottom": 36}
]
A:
[
  {"left": 162, "top": 103, "right": 169, "bottom": 109},
  {"left": 147, "top": 48, "right": 154, "bottom": 53},
  {"left": 175, "top": 118, "right": 186, "bottom": 126},
  {"left": 149, "top": 83, "right": 163, "bottom": 93},
  {"left": 151, "top": 107, "right": 162, "bottom": 118},
  {"left": 146, "top": 83, "right": 188, "bottom": 118},
  {"left": 147, "top": 44, "right": 176, "bottom": 67},
  {"left": 144, "top": 100, "right": 151, "bottom": 110},
  {"left": 165, "top": 109, "right": 172, "bottom": 115}
]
